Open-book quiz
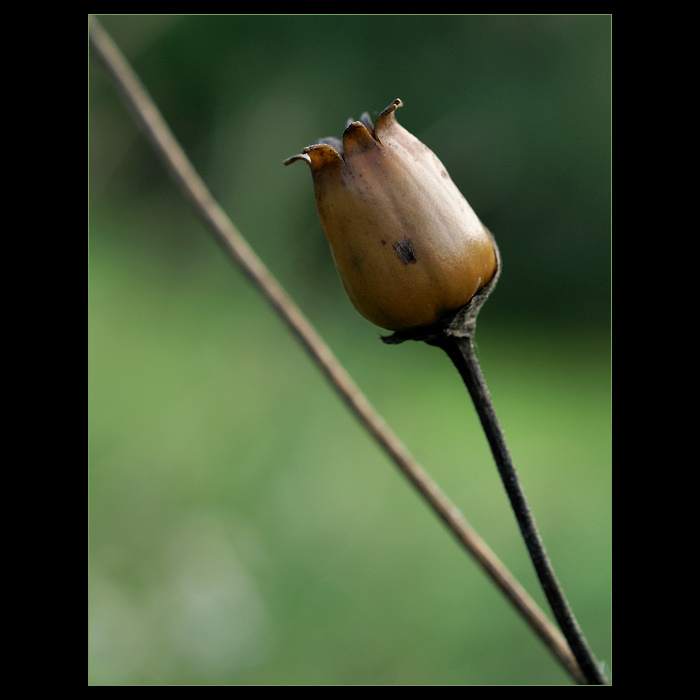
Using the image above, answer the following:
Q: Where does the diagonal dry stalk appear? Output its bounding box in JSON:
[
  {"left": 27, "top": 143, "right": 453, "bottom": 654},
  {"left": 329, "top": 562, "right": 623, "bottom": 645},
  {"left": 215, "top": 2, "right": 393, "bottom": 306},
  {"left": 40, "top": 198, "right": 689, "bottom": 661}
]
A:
[{"left": 88, "top": 15, "right": 594, "bottom": 685}]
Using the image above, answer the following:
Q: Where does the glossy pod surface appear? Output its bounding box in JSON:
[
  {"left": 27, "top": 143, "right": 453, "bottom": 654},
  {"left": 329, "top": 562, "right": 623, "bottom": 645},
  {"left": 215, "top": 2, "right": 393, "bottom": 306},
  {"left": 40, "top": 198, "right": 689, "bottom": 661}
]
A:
[{"left": 286, "top": 99, "right": 497, "bottom": 331}]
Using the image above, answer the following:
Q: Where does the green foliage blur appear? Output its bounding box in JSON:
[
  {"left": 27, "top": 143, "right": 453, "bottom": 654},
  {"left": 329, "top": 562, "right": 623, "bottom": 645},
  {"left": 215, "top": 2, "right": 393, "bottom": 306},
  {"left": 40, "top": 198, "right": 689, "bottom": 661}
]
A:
[{"left": 88, "top": 14, "right": 611, "bottom": 686}]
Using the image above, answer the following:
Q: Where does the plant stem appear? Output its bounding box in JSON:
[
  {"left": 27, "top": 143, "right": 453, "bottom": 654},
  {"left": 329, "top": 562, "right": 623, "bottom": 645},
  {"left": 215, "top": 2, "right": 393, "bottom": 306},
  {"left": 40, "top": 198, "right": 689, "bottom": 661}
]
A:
[{"left": 434, "top": 333, "right": 608, "bottom": 685}]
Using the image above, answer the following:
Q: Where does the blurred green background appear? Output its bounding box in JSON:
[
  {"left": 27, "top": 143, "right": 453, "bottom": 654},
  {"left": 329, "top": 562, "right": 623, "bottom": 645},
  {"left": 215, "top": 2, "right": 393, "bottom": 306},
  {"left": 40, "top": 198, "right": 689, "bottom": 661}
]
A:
[{"left": 88, "top": 14, "right": 611, "bottom": 686}]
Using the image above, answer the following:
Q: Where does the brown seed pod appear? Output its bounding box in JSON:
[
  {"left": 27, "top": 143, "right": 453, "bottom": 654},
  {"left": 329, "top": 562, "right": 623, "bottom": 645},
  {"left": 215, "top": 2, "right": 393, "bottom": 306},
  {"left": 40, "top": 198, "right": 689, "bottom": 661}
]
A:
[{"left": 285, "top": 99, "right": 498, "bottom": 332}]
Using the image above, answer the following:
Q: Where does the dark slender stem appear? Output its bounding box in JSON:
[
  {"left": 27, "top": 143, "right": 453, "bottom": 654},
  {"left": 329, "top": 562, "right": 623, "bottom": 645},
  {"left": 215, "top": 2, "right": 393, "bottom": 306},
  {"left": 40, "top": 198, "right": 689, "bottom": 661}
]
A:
[{"left": 436, "top": 334, "right": 608, "bottom": 685}]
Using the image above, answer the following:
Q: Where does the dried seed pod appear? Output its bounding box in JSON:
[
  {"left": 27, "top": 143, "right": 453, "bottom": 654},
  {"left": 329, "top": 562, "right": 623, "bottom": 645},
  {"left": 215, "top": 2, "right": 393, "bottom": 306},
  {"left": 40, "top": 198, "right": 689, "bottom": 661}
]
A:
[{"left": 285, "top": 99, "right": 498, "bottom": 332}]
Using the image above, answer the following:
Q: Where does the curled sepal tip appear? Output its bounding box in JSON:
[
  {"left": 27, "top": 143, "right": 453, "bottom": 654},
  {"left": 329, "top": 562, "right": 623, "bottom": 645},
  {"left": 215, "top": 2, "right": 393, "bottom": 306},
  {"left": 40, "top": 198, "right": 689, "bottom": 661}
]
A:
[
  {"left": 283, "top": 153, "right": 311, "bottom": 166},
  {"left": 284, "top": 143, "right": 344, "bottom": 171}
]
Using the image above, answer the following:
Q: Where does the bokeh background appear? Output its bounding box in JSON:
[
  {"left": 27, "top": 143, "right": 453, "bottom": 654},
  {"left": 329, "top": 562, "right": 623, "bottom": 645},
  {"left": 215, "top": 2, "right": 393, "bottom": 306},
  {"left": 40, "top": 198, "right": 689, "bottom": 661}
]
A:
[{"left": 88, "top": 14, "right": 611, "bottom": 686}]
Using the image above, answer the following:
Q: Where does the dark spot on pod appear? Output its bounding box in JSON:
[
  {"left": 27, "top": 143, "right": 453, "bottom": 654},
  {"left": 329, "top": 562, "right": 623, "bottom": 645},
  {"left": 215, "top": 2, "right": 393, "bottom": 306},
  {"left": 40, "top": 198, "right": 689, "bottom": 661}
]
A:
[{"left": 393, "top": 236, "right": 417, "bottom": 264}]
